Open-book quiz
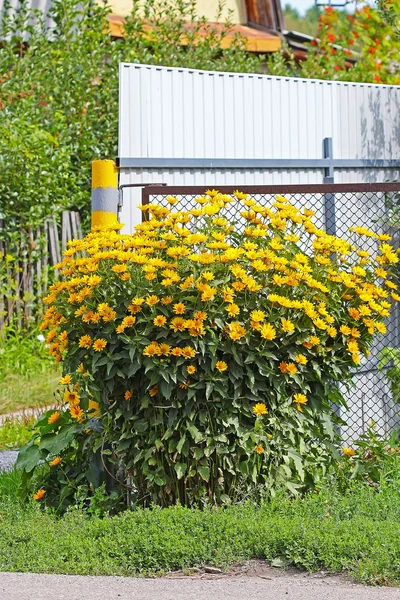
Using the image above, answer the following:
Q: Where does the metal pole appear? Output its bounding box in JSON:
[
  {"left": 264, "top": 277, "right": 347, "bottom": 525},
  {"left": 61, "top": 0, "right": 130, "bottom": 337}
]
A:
[{"left": 91, "top": 160, "right": 119, "bottom": 229}]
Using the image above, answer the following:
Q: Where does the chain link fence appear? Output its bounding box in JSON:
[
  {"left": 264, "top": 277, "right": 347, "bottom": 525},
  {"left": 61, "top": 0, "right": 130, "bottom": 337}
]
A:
[{"left": 139, "top": 183, "right": 400, "bottom": 442}]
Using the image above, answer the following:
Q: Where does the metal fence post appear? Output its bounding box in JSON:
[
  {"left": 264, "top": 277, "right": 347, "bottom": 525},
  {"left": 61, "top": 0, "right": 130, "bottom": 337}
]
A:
[
  {"left": 323, "top": 137, "right": 336, "bottom": 235},
  {"left": 91, "top": 160, "right": 119, "bottom": 229}
]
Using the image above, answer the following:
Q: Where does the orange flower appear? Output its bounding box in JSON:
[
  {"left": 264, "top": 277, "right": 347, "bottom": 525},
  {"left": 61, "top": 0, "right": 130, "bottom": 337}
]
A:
[
  {"left": 48, "top": 411, "right": 61, "bottom": 424},
  {"left": 124, "top": 391, "right": 132, "bottom": 400},
  {"left": 255, "top": 445, "right": 264, "bottom": 454},
  {"left": 33, "top": 489, "right": 46, "bottom": 501},
  {"left": 149, "top": 386, "right": 159, "bottom": 397},
  {"left": 161, "top": 296, "right": 173, "bottom": 305},
  {"left": 49, "top": 457, "right": 61, "bottom": 467},
  {"left": 187, "top": 365, "right": 196, "bottom": 375}
]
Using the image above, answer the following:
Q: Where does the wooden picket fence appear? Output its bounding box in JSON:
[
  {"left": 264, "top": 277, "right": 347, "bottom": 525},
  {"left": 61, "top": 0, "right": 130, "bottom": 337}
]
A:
[{"left": 0, "top": 211, "right": 82, "bottom": 329}]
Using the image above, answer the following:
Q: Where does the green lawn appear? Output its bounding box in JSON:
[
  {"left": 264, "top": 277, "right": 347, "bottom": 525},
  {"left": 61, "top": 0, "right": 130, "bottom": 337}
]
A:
[
  {"left": 1, "top": 469, "right": 400, "bottom": 585},
  {"left": 0, "top": 328, "right": 59, "bottom": 415}
]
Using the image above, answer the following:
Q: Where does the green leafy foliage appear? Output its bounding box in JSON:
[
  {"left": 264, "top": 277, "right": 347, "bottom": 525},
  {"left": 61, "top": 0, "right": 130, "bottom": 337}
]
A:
[{"left": 2, "top": 464, "right": 400, "bottom": 584}]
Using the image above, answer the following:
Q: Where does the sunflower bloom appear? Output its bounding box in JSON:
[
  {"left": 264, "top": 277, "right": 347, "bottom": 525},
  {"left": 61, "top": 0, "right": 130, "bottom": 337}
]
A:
[
  {"left": 253, "top": 403, "right": 268, "bottom": 416},
  {"left": 93, "top": 339, "right": 107, "bottom": 352},
  {"left": 48, "top": 411, "right": 61, "bottom": 424},
  {"left": 70, "top": 405, "right": 84, "bottom": 422},
  {"left": 33, "top": 489, "right": 46, "bottom": 501},
  {"left": 79, "top": 335, "right": 92, "bottom": 349},
  {"left": 293, "top": 393, "right": 308, "bottom": 412},
  {"left": 187, "top": 365, "right": 196, "bottom": 375},
  {"left": 281, "top": 319, "right": 295, "bottom": 333},
  {"left": 343, "top": 447, "right": 356, "bottom": 457},
  {"left": 173, "top": 302, "right": 186, "bottom": 314},
  {"left": 59, "top": 374, "right": 72, "bottom": 385},
  {"left": 295, "top": 354, "right": 308, "bottom": 365},
  {"left": 255, "top": 445, "right": 265, "bottom": 454},
  {"left": 154, "top": 315, "right": 167, "bottom": 326},
  {"left": 215, "top": 360, "right": 228, "bottom": 372},
  {"left": 260, "top": 323, "right": 276, "bottom": 341}
]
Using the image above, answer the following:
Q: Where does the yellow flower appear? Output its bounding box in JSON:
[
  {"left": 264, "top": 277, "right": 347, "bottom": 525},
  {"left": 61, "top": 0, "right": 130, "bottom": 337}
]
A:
[
  {"left": 182, "top": 346, "right": 196, "bottom": 359},
  {"left": 250, "top": 310, "right": 265, "bottom": 323},
  {"left": 171, "top": 347, "right": 183, "bottom": 356},
  {"left": 215, "top": 360, "right": 228, "bottom": 372},
  {"left": 49, "top": 457, "right": 61, "bottom": 467},
  {"left": 187, "top": 365, "right": 196, "bottom": 375},
  {"left": 159, "top": 343, "right": 171, "bottom": 356},
  {"left": 173, "top": 302, "right": 186, "bottom": 314},
  {"left": 59, "top": 374, "right": 72, "bottom": 385},
  {"left": 286, "top": 363, "right": 298, "bottom": 375},
  {"left": 260, "top": 323, "right": 276, "bottom": 341},
  {"left": 255, "top": 445, "right": 265, "bottom": 454},
  {"left": 281, "top": 319, "right": 295, "bottom": 333},
  {"left": 93, "top": 339, "right": 107, "bottom": 352},
  {"left": 343, "top": 447, "right": 356, "bottom": 457},
  {"left": 124, "top": 391, "right": 132, "bottom": 400},
  {"left": 48, "top": 411, "right": 61, "bottom": 424},
  {"left": 70, "top": 405, "right": 84, "bottom": 422},
  {"left": 146, "top": 295, "right": 159, "bottom": 306},
  {"left": 153, "top": 315, "right": 167, "bottom": 327},
  {"left": 339, "top": 325, "right": 351, "bottom": 336},
  {"left": 293, "top": 393, "right": 308, "bottom": 411},
  {"left": 143, "top": 343, "right": 161, "bottom": 357},
  {"left": 149, "top": 386, "right": 159, "bottom": 397},
  {"left": 88, "top": 400, "right": 101, "bottom": 418},
  {"left": 170, "top": 317, "right": 186, "bottom": 332},
  {"left": 79, "top": 335, "right": 92, "bottom": 349},
  {"left": 161, "top": 296, "right": 173, "bottom": 305},
  {"left": 295, "top": 354, "right": 308, "bottom": 365},
  {"left": 64, "top": 390, "right": 80, "bottom": 406},
  {"left": 225, "top": 303, "right": 240, "bottom": 317},
  {"left": 33, "top": 489, "right": 46, "bottom": 501},
  {"left": 226, "top": 322, "right": 246, "bottom": 341},
  {"left": 253, "top": 403, "right": 268, "bottom": 416}
]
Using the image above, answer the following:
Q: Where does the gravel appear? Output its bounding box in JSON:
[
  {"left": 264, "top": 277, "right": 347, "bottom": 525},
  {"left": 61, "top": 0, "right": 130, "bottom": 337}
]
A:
[{"left": 0, "top": 451, "right": 18, "bottom": 472}]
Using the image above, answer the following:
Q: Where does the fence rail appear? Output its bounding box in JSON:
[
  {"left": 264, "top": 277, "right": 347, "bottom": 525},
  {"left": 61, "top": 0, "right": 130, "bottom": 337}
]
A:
[{"left": 140, "top": 182, "right": 400, "bottom": 442}]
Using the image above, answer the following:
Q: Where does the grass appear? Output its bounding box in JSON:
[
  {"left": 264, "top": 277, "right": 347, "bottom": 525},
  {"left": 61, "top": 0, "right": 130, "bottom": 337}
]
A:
[
  {"left": 0, "top": 415, "right": 36, "bottom": 450},
  {"left": 0, "top": 326, "right": 59, "bottom": 415},
  {"left": 1, "top": 469, "right": 400, "bottom": 585}
]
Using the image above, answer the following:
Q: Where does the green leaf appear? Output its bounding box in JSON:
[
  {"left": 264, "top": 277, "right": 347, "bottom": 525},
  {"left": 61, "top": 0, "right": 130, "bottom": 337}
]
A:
[
  {"left": 39, "top": 425, "right": 79, "bottom": 456},
  {"left": 197, "top": 465, "right": 210, "bottom": 482},
  {"left": 174, "top": 462, "right": 187, "bottom": 480},
  {"left": 16, "top": 442, "right": 41, "bottom": 473}
]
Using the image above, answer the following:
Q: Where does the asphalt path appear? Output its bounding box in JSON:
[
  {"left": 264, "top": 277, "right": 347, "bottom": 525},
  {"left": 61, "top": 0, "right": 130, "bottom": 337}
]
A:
[{"left": 1, "top": 567, "right": 399, "bottom": 600}]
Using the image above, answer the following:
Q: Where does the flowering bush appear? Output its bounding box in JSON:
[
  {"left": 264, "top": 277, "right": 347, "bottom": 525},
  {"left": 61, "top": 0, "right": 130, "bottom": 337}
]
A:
[
  {"left": 269, "top": 4, "right": 400, "bottom": 85},
  {"left": 18, "top": 191, "right": 400, "bottom": 509}
]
